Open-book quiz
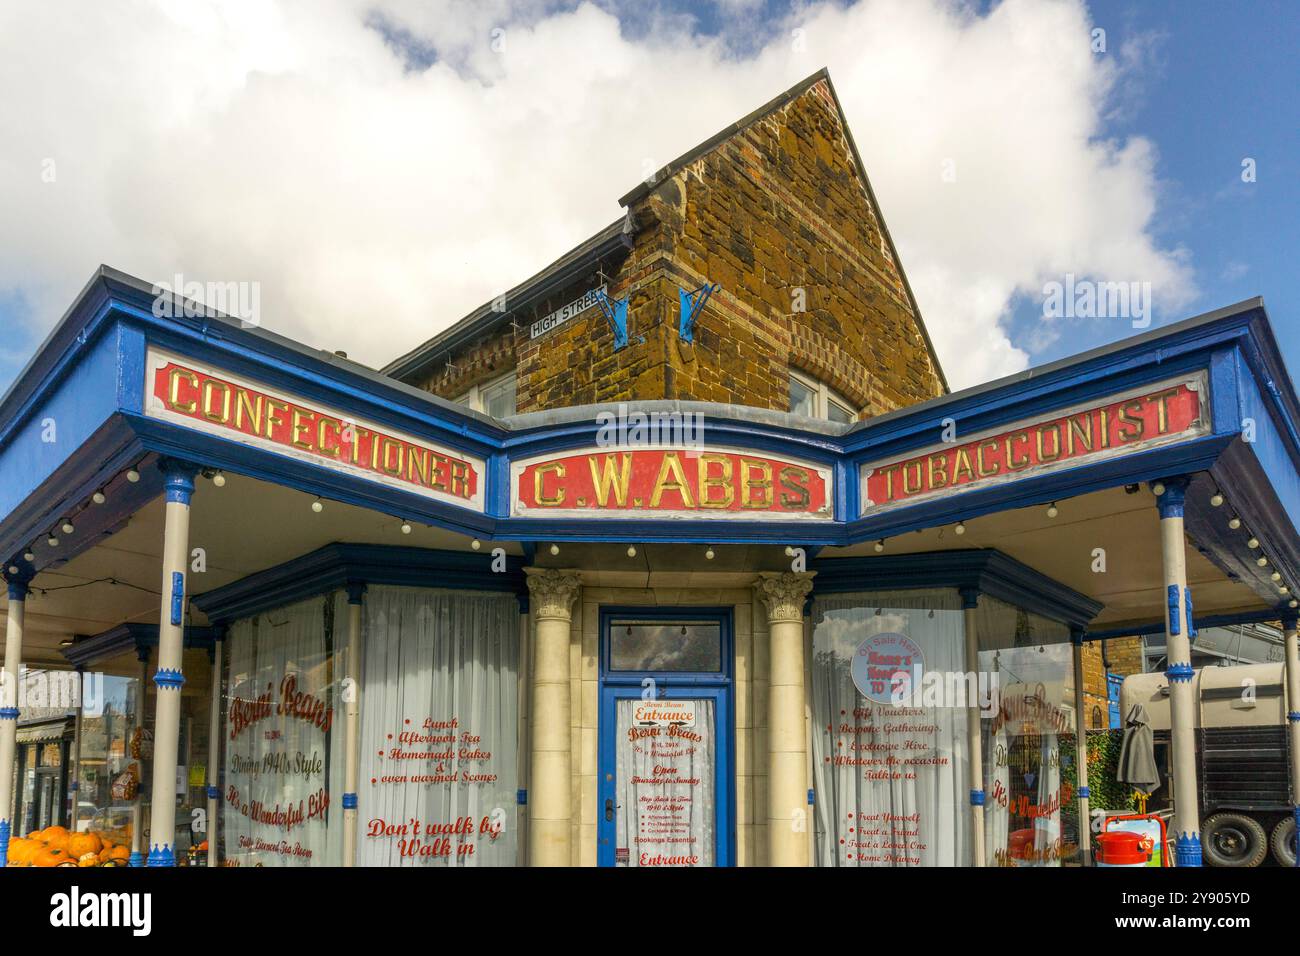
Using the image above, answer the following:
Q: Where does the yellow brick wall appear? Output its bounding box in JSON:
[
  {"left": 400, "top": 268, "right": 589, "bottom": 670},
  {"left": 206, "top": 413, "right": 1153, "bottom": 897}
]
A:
[{"left": 414, "top": 78, "right": 945, "bottom": 420}]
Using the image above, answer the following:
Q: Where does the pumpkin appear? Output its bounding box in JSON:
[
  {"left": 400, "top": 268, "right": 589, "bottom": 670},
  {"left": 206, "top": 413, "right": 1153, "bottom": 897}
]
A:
[
  {"left": 104, "top": 845, "right": 130, "bottom": 863},
  {"left": 7, "top": 837, "right": 40, "bottom": 866},
  {"left": 68, "top": 832, "right": 102, "bottom": 858},
  {"left": 40, "top": 824, "right": 69, "bottom": 842},
  {"left": 78, "top": 853, "right": 99, "bottom": 867},
  {"left": 33, "top": 846, "right": 72, "bottom": 868}
]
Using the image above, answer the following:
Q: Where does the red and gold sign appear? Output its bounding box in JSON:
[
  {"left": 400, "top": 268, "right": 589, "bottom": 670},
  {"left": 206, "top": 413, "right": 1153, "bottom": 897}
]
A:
[
  {"left": 513, "top": 448, "right": 832, "bottom": 519},
  {"left": 861, "top": 376, "right": 1208, "bottom": 513},
  {"left": 145, "top": 348, "right": 484, "bottom": 510}
]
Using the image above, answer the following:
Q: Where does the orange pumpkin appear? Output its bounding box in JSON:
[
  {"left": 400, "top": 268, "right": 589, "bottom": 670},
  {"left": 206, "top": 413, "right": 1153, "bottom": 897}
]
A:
[
  {"left": 105, "top": 845, "right": 130, "bottom": 863},
  {"left": 33, "top": 846, "right": 72, "bottom": 868},
  {"left": 68, "top": 832, "right": 102, "bottom": 858},
  {"left": 7, "top": 836, "right": 39, "bottom": 866},
  {"left": 40, "top": 825, "right": 69, "bottom": 842}
]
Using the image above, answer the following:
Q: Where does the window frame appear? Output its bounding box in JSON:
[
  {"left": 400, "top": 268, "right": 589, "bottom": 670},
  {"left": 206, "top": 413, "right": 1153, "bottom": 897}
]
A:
[
  {"left": 789, "top": 369, "right": 855, "bottom": 423},
  {"left": 454, "top": 369, "right": 517, "bottom": 417}
]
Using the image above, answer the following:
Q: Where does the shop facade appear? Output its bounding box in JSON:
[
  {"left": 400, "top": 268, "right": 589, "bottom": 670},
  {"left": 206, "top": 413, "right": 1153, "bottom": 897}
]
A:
[{"left": 2, "top": 71, "right": 1299, "bottom": 868}]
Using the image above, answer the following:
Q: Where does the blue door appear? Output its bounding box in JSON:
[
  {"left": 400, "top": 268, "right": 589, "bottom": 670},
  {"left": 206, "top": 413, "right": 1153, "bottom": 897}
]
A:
[{"left": 597, "top": 609, "right": 734, "bottom": 867}]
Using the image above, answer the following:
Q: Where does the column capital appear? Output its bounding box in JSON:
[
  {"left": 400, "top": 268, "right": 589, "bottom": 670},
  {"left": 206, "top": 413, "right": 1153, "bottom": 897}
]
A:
[
  {"left": 4, "top": 576, "right": 30, "bottom": 603},
  {"left": 157, "top": 457, "right": 200, "bottom": 505},
  {"left": 1152, "top": 476, "right": 1190, "bottom": 519},
  {"left": 754, "top": 571, "right": 816, "bottom": 625},
  {"left": 524, "top": 568, "right": 582, "bottom": 620}
]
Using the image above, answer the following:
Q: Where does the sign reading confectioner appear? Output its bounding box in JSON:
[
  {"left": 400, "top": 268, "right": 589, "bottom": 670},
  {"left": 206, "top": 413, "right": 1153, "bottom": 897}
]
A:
[
  {"left": 512, "top": 447, "right": 833, "bottom": 520},
  {"left": 145, "top": 346, "right": 485, "bottom": 511},
  {"left": 859, "top": 374, "right": 1209, "bottom": 514}
]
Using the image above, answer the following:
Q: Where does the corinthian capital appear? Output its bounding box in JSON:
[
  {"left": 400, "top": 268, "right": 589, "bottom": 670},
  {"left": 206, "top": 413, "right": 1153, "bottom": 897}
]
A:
[
  {"left": 754, "top": 571, "right": 815, "bottom": 625},
  {"left": 524, "top": 568, "right": 582, "bottom": 621}
]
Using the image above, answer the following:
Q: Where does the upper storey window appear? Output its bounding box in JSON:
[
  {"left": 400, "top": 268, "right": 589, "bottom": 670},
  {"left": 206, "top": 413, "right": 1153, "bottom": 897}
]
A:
[
  {"left": 789, "top": 369, "right": 855, "bottom": 423},
  {"left": 455, "top": 370, "right": 517, "bottom": 418}
]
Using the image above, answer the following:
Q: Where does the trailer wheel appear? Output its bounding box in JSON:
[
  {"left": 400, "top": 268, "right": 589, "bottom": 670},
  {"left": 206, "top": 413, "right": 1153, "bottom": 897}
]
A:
[
  {"left": 1202, "top": 812, "right": 1268, "bottom": 867},
  {"left": 1270, "top": 817, "right": 1296, "bottom": 868}
]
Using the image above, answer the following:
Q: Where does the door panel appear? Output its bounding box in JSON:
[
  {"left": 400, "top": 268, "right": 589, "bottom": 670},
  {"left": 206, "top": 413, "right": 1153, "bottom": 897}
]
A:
[
  {"left": 614, "top": 697, "right": 716, "bottom": 867},
  {"left": 598, "top": 607, "right": 734, "bottom": 868}
]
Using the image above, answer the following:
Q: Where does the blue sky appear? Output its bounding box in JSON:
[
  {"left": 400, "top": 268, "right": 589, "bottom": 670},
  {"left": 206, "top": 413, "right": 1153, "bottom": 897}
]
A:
[
  {"left": 0, "top": 0, "right": 1295, "bottom": 395},
  {"left": 615, "top": 0, "right": 1300, "bottom": 380},
  {"left": 1004, "top": 0, "right": 1299, "bottom": 372}
]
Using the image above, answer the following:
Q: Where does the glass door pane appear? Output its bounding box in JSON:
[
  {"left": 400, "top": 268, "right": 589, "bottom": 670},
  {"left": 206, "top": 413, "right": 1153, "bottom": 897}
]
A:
[{"left": 614, "top": 697, "right": 715, "bottom": 867}]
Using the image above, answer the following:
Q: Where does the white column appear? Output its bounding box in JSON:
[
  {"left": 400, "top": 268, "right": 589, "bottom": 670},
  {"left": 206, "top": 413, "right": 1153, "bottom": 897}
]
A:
[
  {"left": 1155, "top": 477, "right": 1202, "bottom": 866},
  {"left": 147, "top": 460, "right": 197, "bottom": 866},
  {"left": 524, "top": 568, "right": 580, "bottom": 867},
  {"left": 1071, "top": 630, "right": 1092, "bottom": 865},
  {"left": 0, "top": 573, "right": 30, "bottom": 866},
  {"left": 341, "top": 584, "right": 364, "bottom": 866},
  {"left": 961, "top": 590, "right": 985, "bottom": 867},
  {"left": 1283, "top": 614, "right": 1300, "bottom": 869},
  {"left": 755, "top": 571, "right": 814, "bottom": 867},
  {"left": 130, "top": 648, "right": 148, "bottom": 866},
  {"left": 206, "top": 636, "right": 222, "bottom": 867},
  {"left": 70, "top": 666, "right": 84, "bottom": 832}
]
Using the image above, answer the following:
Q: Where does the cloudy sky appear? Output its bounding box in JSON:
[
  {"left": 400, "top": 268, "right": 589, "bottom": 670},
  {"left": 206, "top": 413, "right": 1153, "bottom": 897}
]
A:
[{"left": 0, "top": 0, "right": 1295, "bottom": 394}]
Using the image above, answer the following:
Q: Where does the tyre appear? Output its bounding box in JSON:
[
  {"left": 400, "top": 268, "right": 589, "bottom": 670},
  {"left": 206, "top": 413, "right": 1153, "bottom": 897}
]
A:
[
  {"left": 1270, "top": 816, "right": 1297, "bottom": 868},
  {"left": 1202, "top": 812, "right": 1268, "bottom": 867}
]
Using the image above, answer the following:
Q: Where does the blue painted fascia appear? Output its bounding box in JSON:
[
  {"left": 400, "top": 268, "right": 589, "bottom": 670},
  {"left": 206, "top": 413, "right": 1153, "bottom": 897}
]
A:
[
  {"left": 845, "top": 433, "right": 1233, "bottom": 543},
  {"left": 3, "top": 278, "right": 1298, "bottom": 566},
  {"left": 810, "top": 548, "right": 1103, "bottom": 628},
  {"left": 840, "top": 303, "right": 1269, "bottom": 460},
  {"left": 62, "top": 622, "right": 219, "bottom": 667},
  {"left": 189, "top": 542, "right": 526, "bottom": 624},
  {"left": 1082, "top": 606, "right": 1290, "bottom": 642}
]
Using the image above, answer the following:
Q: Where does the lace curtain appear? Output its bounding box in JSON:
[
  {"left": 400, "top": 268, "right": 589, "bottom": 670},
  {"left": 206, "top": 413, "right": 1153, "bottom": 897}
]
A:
[
  {"left": 356, "top": 586, "right": 519, "bottom": 867},
  {"left": 811, "top": 589, "right": 970, "bottom": 867},
  {"left": 223, "top": 592, "right": 347, "bottom": 866}
]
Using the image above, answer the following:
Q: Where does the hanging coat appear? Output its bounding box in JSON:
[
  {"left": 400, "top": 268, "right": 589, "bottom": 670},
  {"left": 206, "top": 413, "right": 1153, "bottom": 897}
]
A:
[{"left": 1116, "top": 703, "right": 1162, "bottom": 795}]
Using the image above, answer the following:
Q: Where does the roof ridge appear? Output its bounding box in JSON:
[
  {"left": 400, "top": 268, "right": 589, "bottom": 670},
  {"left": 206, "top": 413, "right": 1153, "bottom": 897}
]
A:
[{"left": 617, "top": 67, "right": 830, "bottom": 208}]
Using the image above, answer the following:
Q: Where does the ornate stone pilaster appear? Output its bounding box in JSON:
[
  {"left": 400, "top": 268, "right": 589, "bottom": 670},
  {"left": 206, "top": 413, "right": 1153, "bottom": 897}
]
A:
[
  {"left": 754, "top": 571, "right": 814, "bottom": 625},
  {"left": 524, "top": 568, "right": 581, "bottom": 865},
  {"left": 525, "top": 568, "right": 582, "bottom": 621},
  {"left": 754, "top": 571, "right": 815, "bottom": 867}
]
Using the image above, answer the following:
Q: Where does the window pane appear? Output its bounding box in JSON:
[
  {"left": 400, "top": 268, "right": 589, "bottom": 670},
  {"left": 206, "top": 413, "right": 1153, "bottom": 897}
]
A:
[
  {"left": 827, "top": 397, "right": 854, "bottom": 424},
  {"left": 610, "top": 620, "right": 722, "bottom": 672},
  {"left": 789, "top": 376, "right": 816, "bottom": 417},
  {"left": 481, "top": 374, "right": 516, "bottom": 418}
]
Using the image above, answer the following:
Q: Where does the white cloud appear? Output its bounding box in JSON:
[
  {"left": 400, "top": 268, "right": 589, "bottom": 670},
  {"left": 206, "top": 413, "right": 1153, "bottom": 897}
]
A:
[{"left": 0, "top": 0, "right": 1193, "bottom": 391}]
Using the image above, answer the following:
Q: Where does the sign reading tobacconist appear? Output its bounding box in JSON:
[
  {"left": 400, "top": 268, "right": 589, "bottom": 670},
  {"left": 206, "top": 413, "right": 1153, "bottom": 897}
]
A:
[
  {"left": 860, "top": 374, "right": 1209, "bottom": 513},
  {"left": 145, "top": 347, "right": 486, "bottom": 511},
  {"left": 513, "top": 448, "right": 834, "bottom": 519}
]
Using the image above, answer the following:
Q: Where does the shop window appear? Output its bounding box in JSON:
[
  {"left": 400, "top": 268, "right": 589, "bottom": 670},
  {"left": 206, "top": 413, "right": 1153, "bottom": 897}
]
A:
[
  {"left": 608, "top": 618, "right": 723, "bottom": 672},
  {"left": 811, "top": 589, "right": 1079, "bottom": 867},
  {"left": 357, "top": 586, "right": 520, "bottom": 866},
  {"left": 810, "top": 589, "right": 971, "bottom": 867},
  {"left": 455, "top": 370, "right": 516, "bottom": 418},
  {"left": 74, "top": 672, "right": 142, "bottom": 840},
  {"left": 224, "top": 593, "right": 348, "bottom": 866},
  {"left": 789, "top": 369, "right": 855, "bottom": 423},
  {"left": 975, "top": 598, "right": 1076, "bottom": 867}
]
